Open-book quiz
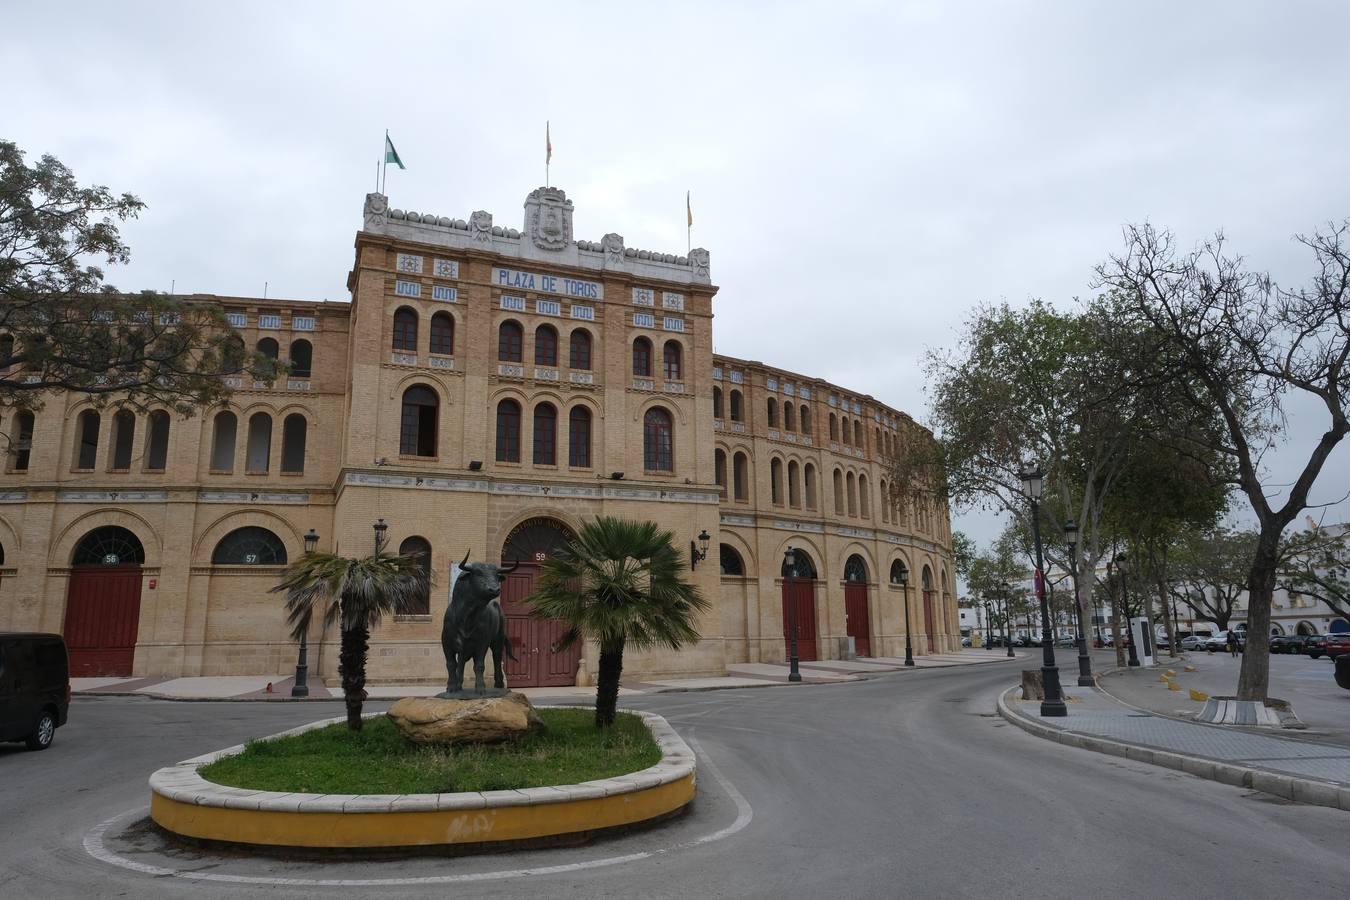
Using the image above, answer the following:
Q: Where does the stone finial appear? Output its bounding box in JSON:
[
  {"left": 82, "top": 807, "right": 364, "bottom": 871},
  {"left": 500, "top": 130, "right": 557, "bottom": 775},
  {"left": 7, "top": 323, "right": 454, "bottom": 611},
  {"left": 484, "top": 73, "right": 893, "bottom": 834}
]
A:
[
  {"left": 363, "top": 192, "right": 389, "bottom": 232},
  {"left": 601, "top": 232, "right": 625, "bottom": 270},
  {"left": 524, "top": 186, "right": 573, "bottom": 251},
  {"left": 689, "top": 247, "right": 711, "bottom": 282},
  {"left": 469, "top": 210, "right": 493, "bottom": 244}
]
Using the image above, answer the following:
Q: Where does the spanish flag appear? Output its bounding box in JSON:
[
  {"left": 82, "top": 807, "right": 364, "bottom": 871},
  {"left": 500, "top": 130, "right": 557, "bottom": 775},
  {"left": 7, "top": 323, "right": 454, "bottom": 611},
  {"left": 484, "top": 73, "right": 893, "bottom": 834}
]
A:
[
  {"left": 546, "top": 121, "right": 552, "bottom": 165},
  {"left": 687, "top": 190, "right": 693, "bottom": 228}
]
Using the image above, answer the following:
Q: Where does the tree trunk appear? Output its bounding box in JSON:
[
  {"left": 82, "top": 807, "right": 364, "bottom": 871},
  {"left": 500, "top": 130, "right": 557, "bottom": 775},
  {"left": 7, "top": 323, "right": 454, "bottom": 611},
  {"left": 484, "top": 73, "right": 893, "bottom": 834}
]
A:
[
  {"left": 594, "top": 637, "right": 625, "bottom": 728},
  {"left": 1152, "top": 558, "right": 1178, "bottom": 659},
  {"left": 1237, "top": 529, "right": 1280, "bottom": 700},
  {"left": 339, "top": 622, "right": 369, "bottom": 731},
  {"left": 1110, "top": 578, "right": 1126, "bottom": 668}
]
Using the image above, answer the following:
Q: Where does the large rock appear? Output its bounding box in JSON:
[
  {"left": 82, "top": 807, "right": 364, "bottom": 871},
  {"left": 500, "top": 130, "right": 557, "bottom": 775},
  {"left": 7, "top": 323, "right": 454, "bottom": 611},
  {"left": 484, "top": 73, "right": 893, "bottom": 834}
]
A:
[{"left": 387, "top": 692, "right": 545, "bottom": 746}]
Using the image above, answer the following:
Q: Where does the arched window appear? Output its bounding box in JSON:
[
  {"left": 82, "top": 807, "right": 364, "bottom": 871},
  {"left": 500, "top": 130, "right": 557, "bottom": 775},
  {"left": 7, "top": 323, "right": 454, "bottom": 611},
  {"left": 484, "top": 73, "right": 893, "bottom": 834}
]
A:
[
  {"left": 643, "top": 407, "right": 674, "bottom": 471},
  {"left": 11, "top": 410, "right": 34, "bottom": 472},
  {"left": 392, "top": 307, "right": 418, "bottom": 352},
  {"left": 533, "top": 402, "right": 557, "bottom": 465},
  {"left": 859, "top": 473, "right": 871, "bottom": 519},
  {"left": 788, "top": 459, "right": 801, "bottom": 507},
  {"left": 846, "top": 471, "right": 858, "bottom": 517},
  {"left": 770, "top": 458, "right": 784, "bottom": 504},
  {"left": 767, "top": 398, "right": 777, "bottom": 428},
  {"left": 246, "top": 412, "right": 272, "bottom": 472},
  {"left": 922, "top": 566, "right": 933, "bottom": 592},
  {"left": 289, "top": 339, "right": 312, "bottom": 378},
  {"left": 73, "top": 410, "right": 100, "bottom": 470},
  {"left": 569, "top": 330, "right": 592, "bottom": 370},
  {"left": 875, "top": 427, "right": 882, "bottom": 456},
  {"left": 632, "top": 337, "right": 652, "bottom": 376},
  {"left": 719, "top": 544, "right": 745, "bottom": 577},
  {"left": 730, "top": 390, "right": 744, "bottom": 422},
  {"left": 784, "top": 403, "right": 795, "bottom": 432},
  {"left": 713, "top": 387, "right": 723, "bottom": 419},
  {"left": 0, "top": 334, "right": 13, "bottom": 367},
  {"left": 211, "top": 526, "right": 287, "bottom": 565},
  {"left": 498, "top": 320, "right": 523, "bottom": 362},
  {"left": 222, "top": 334, "right": 247, "bottom": 374},
  {"left": 257, "top": 337, "right": 279, "bottom": 361},
  {"left": 833, "top": 468, "right": 844, "bottom": 515},
  {"left": 73, "top": 526, "right": 145, "bottom": 566},
  {"left": 429, "top": 312, "right": 454, "bottom": 355},
  {"left": 844, "top": 554, "right": 868, "bottom": 583},
  {"left": 535, "top": 325, "right": 558, "bottom": 367},
  {"left": 663, "top": 341, "right": 682, "bottom": 381},
  {"left": 890, "top": 559, "right": 909, "bottom": 584},
  {"left": 782, "top": 548, "right": 817, "bottom": 580},
  {"left": 732, "top": 452, "right": 749, "bottom": 501},
  {"left": 281, "top": 413, "right": 307, "bottom": 473},
  {"left": 400, "top": 385, "right": 438, "bottom": 456},
  {"left": 111, "top": 409, "right": 135, "bottom": 471},
  {"left": 854, "top": 420, "right": 864, "bottom": 448},
  {"left": 496, "top": 398, "right": 522, "bottom": 462},
  {"left": 715, "top": 448, "right": 727, "bottom": 491},
  {"left": 210, "top": 411, "right": 237, "bottom": 471},
  {"left": 568, "top": 406, "right": 592, "bottom": 468},
  {"left": 829, "top": 413, "right": 838, "bottom": 441},
  {"left": 880, "top": 479, "right": 889, "bottom": 523},
  {"left": 804, "top": 463, "right": 817, "bottom": 510},
  {"left": 399, "top": 536, "right": 432, "bottom": 615},
  {"left": 800, "top": 406, "right": 812, "bottom": 435}
]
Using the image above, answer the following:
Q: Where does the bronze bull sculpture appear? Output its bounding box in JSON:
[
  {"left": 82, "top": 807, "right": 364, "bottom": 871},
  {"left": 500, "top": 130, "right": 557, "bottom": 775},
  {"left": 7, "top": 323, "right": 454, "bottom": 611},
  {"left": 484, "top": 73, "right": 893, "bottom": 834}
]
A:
[{"left": 439, "top": 551, "right": 517, "bottom": 696}]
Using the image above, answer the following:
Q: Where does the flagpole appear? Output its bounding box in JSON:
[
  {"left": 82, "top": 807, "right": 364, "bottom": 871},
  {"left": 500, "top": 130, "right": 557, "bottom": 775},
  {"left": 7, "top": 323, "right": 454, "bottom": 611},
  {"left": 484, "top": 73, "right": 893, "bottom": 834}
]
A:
[
  {"left": 381, "top": 129, "right": 388, "bottom": 195},
  {"left": 374, "top": 160, "right": 379, "bottom": 192}
]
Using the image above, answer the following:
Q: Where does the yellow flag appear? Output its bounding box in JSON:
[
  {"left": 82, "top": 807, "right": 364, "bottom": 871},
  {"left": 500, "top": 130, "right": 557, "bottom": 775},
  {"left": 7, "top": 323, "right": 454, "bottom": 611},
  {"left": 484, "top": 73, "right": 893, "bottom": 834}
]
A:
[{"left": 686, "top": 190, "right": 693, "bottom": 227}]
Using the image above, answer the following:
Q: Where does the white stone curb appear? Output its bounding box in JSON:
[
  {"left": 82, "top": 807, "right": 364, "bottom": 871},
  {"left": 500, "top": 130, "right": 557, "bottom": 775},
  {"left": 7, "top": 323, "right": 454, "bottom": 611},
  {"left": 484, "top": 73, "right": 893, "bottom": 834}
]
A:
[
  {"left": 149, "top": 707, "right": 694, "bottom": 814},
  {"left": 997, "top": 686, "right": 1350, "bottom": 814}
]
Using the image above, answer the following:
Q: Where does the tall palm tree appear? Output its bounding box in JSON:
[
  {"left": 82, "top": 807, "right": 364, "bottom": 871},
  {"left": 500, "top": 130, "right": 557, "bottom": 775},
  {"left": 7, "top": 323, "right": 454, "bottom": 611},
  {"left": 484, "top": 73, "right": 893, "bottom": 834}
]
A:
[
  {"left": 530, "top": 517, "right": 710, "bottom": 727},
  {"left": 273, "top": 550, "right": 429, "bottom": 731}
]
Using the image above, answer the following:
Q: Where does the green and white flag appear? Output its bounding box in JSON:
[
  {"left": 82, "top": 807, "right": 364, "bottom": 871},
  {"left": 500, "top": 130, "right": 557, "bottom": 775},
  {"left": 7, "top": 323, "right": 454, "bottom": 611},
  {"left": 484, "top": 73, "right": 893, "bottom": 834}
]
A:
[{"left": 385, "top": 133, "right": 405, "bottom": 170}]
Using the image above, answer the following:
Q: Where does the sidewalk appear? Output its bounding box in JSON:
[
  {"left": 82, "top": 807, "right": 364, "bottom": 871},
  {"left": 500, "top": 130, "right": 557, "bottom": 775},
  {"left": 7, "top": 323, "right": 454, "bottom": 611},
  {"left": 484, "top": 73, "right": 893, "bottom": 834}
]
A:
[
  {"left": 71, "top": 649, "right": 1024, "bottom": 701},
  {"left": 999, "top": 681, "right": 1350, "bottom": 812}
]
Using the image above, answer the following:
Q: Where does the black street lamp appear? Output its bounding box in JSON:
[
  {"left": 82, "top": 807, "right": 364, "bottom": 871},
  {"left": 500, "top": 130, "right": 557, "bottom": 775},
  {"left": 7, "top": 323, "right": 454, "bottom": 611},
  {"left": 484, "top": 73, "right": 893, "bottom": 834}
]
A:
[
  {"left": 690, "top": 529, "right": 711, "bottom": 570},
  {"left": 1021, "top": 461, "right": 1067, "bottom": 717},
  {"left": 1117, "top": 553, "right": 1141, "bottom": 667},
  {"left": 986, "top": 596, "right": 996, "bottom": 652},
  {"left": 1002, "top": 581, "right": 1015, "bottom": 658},
  {"left": 374, "top": 518, "right": 388, "bottom": 555},
  {"left": 897, "top": 562, "right": 915, "bottom": 666},
  {"left": 783, "top": 547, "right": 802, "bottom": 683},
  {"left": 291, "top": 528, "right": 320, "bottom": 698},
  {"left": 1064, "top": 519, "right": 1094, "bottom": 687}
]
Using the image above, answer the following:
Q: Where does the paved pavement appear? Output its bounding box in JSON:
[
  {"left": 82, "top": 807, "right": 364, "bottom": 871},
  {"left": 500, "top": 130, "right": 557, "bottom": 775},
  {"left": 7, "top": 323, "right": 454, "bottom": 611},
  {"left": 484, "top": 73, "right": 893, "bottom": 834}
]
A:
[
  {"left": 70, "top": 649, "right": 1021, "bottom": 700},
  {"left": 8, "top": 662, "right": 1350, "bottom": 898}
]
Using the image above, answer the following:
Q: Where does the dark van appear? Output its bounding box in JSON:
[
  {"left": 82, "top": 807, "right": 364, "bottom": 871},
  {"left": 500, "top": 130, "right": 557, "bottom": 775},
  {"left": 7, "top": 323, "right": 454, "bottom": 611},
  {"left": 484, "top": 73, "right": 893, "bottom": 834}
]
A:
[{"left": 0, "top": 633, "right": 70, "bottom": 750}]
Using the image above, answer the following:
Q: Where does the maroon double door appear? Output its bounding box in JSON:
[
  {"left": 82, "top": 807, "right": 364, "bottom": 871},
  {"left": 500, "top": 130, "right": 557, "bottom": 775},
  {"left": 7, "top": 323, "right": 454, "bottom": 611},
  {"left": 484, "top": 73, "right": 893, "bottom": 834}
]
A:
[
  {"left": 499, "top": 563, "right": 581, "bottom": 688},
  {"left": 781, "top": 578, "right": 818, "bottom": 662},
  {"left": 844, "top": 582, "right": 871, "bottom": 657},
  {"left": 63, "top": 565, "right": 143, "bottom": 677}
]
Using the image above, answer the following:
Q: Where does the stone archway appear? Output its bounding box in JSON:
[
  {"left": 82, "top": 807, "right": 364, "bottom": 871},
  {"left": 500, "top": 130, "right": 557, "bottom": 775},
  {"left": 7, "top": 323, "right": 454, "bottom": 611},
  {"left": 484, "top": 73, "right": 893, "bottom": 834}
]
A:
[{"left": 499, "top": 517, "right": 580, "bottom": 687}]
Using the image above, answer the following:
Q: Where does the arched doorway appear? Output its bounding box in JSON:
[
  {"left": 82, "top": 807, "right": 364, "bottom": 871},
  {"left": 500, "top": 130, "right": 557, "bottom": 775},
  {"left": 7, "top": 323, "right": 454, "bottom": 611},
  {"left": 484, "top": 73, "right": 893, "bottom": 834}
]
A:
[
  {"left": 781, "top": 547, "right": 819, "bottom": 662},
  {"left": 63, "top": 526, "right": 145, "bottom": 676},
  {"left": 1296, "top": 621, "right": 1318, "bottom": 636},
  {"left": 500, "top": 517, "right": 581, "bottom": 687},
  {"left": 921, "top": 565, "right": 936, "bottom": 653},
  {"left": 843, "top": 554, "right": 871, "bottom": 657}
]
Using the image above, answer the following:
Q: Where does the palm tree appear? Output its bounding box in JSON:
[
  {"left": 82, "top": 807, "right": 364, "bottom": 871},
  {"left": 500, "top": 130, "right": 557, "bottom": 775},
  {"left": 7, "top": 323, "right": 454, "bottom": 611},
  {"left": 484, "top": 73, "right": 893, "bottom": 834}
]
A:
[
  {"left": 530, "top": 517, "right": 710, "bottom": 727},
  {"left": 272, "top": 550, "right": 429, "bottom": 731}
]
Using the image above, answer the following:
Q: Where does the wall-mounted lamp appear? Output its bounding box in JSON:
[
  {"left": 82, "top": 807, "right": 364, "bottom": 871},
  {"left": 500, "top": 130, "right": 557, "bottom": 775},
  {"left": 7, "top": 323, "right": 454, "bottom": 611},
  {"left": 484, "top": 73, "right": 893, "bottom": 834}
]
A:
[
  {"left": 373, "top": 518, "right": 388, "bottom": 554},
  {"left": 610, "top": 472, "right": 625, "bottom": 481},
  {"left": 468, "top": 460, "right": 483, "bottom": 471},
  {"left": 303, "top": 528, "right": 319, "bottom": 555},
  {"left": 690, "top": 529, "right": 711, "bottom": 570}
]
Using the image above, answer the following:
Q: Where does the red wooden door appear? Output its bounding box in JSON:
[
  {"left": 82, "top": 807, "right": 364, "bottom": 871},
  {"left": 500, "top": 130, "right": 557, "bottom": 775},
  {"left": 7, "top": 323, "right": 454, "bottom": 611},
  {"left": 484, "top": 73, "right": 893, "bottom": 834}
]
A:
[
  {"left": 63, "top": 566, "right": 143, "bottom": 677},
  {"left": 923, "top": 591, "right": 936, "bottom": 653},
  {"left": 782, "top": 578, "right": 818, "bottom": 662},
  {"left": 844, "top": 582, "right": 871, "bottom": 656},
  {"left": 497, "top": 565, "right": 580, "bottom": 688}
]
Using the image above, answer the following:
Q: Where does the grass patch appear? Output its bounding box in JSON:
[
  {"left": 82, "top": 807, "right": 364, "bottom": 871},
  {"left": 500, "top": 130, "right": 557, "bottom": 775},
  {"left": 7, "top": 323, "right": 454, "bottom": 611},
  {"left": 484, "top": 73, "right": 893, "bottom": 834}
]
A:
[{"left": 198, "top": 708, "right": 662, "bottom": 795}]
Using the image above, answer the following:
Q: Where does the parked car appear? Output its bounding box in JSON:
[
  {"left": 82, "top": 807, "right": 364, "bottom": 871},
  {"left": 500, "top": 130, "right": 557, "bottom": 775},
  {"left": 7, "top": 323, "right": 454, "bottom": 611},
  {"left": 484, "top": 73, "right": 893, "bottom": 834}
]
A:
[
  {"left": 0, "top": 633, "right": 70, "bottom": 751},
  {"left": 1310, "top": 634, "right": 1350, "bottom": 660},
  {"left": 960, "top": 636, "right": 972, "bottom": 647},
  {"left": 1180, "top": 635, "right": 1208, "bottom": 652},
  {"left": 1055, "top": 636, "right": 1077, "bottom": 648},
  {"left": 1271, "top": 634, "right": 1319, "bottom": 654},
  {"left": 1336, "top": 655, "right": 1350, "bottom": 690},
  {"left": 1205, "top": 630, "right": 1246, "bottom": 653}
]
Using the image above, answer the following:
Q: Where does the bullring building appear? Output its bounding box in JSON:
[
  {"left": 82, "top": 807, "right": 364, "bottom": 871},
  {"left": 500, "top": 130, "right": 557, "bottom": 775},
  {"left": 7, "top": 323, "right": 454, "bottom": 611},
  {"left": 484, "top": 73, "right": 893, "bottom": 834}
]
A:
[{"left": 0, "top": 186, "right": 957, "bottom": 686}]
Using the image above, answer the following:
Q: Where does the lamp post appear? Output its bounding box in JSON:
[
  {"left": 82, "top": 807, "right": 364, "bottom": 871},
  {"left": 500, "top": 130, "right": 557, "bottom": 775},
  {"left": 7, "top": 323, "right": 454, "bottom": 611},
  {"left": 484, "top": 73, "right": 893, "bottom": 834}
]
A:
[
  {"left": 1001, "top": 582, "right": 1015, "bottom": 658},
  {"left": 986, "top": 596, "right": 996, "bottom": 652},
  {"left": 1064, "top": 519, "right": 1093, "bottom": 687},
  {"left": 1117, "top": 553, "right": 1141, "bottom": 667},
  {"left": 783, "top": 547, "right": 802, "bottom": 683},
  {"left": 291, "top": 528, "right": 320, "bottom": 698},
  {"left": 1021, "top": 461, "right": 1067, "bottom": 716},
  {"left": 898, "top": 563, "right": 915, "bottom": 666},
  {"left": 373, "top": 517, "right": 388, "bottom": 555}
]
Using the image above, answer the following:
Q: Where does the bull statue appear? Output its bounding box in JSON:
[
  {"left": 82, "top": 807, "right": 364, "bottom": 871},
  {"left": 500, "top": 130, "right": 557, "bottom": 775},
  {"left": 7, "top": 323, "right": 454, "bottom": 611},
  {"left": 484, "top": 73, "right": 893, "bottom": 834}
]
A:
[{"left": 439, "top": 551, "right": 517, "bottom": 697}]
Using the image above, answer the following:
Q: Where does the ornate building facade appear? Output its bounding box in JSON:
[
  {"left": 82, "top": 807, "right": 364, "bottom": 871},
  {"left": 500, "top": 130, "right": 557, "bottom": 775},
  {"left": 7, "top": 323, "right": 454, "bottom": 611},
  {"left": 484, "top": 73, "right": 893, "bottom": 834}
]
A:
[{"left": 0, "top": 187, "right": 958, "bottom": 685}]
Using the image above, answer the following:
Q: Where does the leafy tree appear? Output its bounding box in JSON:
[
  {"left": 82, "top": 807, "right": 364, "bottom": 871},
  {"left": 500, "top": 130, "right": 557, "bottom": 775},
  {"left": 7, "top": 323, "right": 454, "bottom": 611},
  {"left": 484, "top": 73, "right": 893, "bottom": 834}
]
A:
[
  {"left": 274, "top": 550, "right": 430, "bottom": 731},
  {"left": 0, "top": 140, "right": 272, "bottom": 422},
  {"left": 1098, "top": 222, "right": 1350, "bottom": 699},
  {"left": 1165, "top": 527, "right": 1257, "bottom": 631},
  {"left": 530, "top": 517, "right": 710, "bottom": 728},
  {"left": 1278, "top": 526, "right": 1350, "bottom": 622}
]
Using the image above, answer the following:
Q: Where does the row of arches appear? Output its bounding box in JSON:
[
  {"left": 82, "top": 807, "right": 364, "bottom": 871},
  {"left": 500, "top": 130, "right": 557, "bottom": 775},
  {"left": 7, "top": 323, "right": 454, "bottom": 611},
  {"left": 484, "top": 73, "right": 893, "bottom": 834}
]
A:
[
  {"left": 209, "top": 410, "right": 308, "bottom": 474},
  {"left": 67, "top": 409, "right": 173, "bottom": 473},
  {"left": 393, "top": 308, "right": 456, "bottom": 357},
  {"left": 254, "top": 338, "right": 313, "bottom": 378}
]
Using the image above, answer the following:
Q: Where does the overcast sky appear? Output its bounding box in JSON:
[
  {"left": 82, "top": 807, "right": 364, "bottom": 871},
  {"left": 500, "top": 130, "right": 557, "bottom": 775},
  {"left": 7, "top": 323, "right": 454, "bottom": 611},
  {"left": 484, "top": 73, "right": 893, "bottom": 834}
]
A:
[{"left": 7, "top": 1, "right": 1350, "bottom": 552}]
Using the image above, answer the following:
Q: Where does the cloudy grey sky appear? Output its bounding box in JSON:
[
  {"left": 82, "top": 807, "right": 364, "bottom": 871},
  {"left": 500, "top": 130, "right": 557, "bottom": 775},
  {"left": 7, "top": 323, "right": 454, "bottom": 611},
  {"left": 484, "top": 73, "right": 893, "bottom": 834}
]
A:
[{"left": 7, "top": 1, "right": 1350, "bottom": 550}]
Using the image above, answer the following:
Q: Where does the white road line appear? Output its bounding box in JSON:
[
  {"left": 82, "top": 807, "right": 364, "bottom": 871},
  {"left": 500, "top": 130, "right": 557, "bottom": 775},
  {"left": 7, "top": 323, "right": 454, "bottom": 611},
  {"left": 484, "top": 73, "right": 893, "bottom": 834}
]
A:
[{"left": 82, "top": 733, "right": 753, "bottom": 887}]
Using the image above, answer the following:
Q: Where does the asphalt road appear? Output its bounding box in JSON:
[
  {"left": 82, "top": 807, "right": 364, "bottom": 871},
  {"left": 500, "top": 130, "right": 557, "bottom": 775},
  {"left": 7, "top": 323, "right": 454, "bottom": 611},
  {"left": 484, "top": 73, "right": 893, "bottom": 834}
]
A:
[{"left": 3, "top": 662, "right": 1348, "bottom": 899}]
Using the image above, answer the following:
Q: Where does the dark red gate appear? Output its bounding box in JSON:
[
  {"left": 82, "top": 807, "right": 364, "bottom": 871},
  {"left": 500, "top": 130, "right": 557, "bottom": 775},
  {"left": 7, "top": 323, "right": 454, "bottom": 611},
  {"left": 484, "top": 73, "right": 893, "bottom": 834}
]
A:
[
  {"left": 923, "top": 590, "right": 936, "bottom": 653},
  {"left": 844, "top": 582, "right": 871, "bottom": 657},
  {"left": 63, "top": 565, "right": 143, "bottom": 677},
  {"left": 499, "top": 564, "right": 580, "bottom": 688},
  {"left": 782, "top": 578, "right": 818, "bottom": 662}
]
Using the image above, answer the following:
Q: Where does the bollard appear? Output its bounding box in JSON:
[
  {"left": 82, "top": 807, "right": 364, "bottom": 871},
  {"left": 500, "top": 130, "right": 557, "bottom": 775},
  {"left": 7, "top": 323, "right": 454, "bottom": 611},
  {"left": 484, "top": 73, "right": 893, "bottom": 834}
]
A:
[
  {"left": 1189, "top": 688, "right": 1208, "bottom": 702},
  {"left": 1167, "top": 681, "right": 1181, "bottom": 692},
  {"left": 1184, "top": 665, "right": 1196, "bottom": 672}
]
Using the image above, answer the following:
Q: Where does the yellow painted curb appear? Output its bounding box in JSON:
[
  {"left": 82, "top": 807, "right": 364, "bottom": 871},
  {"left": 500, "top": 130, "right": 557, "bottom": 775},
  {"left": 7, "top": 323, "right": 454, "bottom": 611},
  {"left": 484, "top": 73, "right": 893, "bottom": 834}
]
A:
[
  {"left": 1189, "top": 689, "right": 1209, "bottom": 702},
  {"left": 149, "top": 708, "right": 696, "bottom": 850}
]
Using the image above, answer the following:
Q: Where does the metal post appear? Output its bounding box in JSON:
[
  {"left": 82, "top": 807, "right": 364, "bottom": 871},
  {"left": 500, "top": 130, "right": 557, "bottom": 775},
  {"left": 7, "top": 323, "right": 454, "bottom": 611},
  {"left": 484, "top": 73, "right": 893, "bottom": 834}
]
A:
[
  {"left": 1030, "top": 496, "right": 1067, "bottom": 716},
  {"left": 1004, "top": 587, "right": 1015, "bottom": 658},
  {"left": 986, "top": 599, "right": 996, "bottom": 652},
  {"left": 291, "top": 630, "right": 309, "bottom": 697},
  {"left": 1071, "top": 549, "right": 1093, "bottom": 687},
  {"left": 785, "top": 549, "right": 802, "bottom": 683},
  {"left": 903, "top": 580, "right": 915, "bottom": 666},
  {"left": 1121, "top": 562, "right": 1140, "bottom": 667}
]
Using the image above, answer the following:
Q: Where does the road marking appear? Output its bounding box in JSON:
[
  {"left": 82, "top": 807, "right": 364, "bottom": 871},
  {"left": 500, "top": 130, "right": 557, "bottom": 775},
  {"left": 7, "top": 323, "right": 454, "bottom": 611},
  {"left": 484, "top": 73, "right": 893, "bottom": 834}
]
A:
[{"left": 83, "top": 733, "right": 752, "bottom": 887}]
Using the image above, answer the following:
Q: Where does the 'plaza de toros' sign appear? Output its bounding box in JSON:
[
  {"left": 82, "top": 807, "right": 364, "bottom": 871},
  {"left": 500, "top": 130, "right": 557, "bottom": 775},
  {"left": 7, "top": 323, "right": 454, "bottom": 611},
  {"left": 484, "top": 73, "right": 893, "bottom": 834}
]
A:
[{"left": 494, "top": 267, "right": 603, "bottom": 300}]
